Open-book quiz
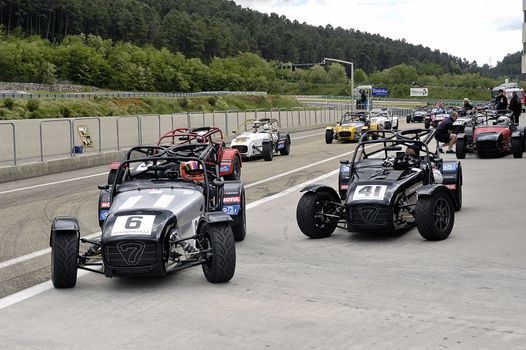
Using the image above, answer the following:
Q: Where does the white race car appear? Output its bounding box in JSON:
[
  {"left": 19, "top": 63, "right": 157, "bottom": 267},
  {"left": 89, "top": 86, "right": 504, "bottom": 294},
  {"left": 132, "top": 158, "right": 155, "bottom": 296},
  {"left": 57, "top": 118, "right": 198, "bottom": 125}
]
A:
[
  {"left": 369, "top": 108, "right": 399, "bottom": 130},
  {"left": 230, "top": 119, "right": 291, "bottom": 161}
]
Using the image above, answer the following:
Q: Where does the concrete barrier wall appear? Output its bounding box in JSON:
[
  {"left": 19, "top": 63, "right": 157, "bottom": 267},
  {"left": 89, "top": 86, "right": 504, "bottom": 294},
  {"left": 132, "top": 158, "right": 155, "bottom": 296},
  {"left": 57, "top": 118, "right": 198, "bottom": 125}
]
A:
[{"left": 0, "top": 107, "right": 347, "bottom": 182}]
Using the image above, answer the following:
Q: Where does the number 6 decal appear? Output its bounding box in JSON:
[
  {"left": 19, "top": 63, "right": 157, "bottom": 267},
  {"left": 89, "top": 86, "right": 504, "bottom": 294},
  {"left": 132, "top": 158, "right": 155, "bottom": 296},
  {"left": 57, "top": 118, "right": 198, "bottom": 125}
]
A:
[{"left": 112, "top": 215, "right": 156, "bottom": 236}]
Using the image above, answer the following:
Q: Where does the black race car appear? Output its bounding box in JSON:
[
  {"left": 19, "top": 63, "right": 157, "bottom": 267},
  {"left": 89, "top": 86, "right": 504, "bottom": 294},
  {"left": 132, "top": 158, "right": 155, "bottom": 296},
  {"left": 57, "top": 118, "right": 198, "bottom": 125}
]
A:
[
  {"left": 297, "top": 129, "right": 462, "bottom": 241},
  {"left": 406, "top": 109, "right": 427, "bottom": 123},
  {"left": 50, "top": 143, "right": 246, "bottom": 288}
]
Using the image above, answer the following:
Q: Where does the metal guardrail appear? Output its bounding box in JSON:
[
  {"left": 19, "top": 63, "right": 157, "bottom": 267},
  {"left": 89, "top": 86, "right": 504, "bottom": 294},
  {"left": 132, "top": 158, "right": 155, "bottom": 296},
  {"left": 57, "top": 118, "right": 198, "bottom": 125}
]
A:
[
  {"left": 0, "top": 91, "right": 267, "bottom": 100},
  {"left": 0, "top": 122, "right": 16, "bottom": 166}
]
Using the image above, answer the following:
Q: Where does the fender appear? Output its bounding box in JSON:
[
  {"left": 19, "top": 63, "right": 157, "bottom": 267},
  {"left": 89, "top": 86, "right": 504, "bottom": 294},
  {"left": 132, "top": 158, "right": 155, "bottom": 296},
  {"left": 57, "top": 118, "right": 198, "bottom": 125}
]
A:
[
  {"left": 110, "top": 161, "right": 120, "bottom": 170},
  {"left": 326, "top": 126, "right": 335, "bottom": 131},
  {"left": 511, "top": 130, "right": 523, "bottom": 139},
  {"left": 220, "top": 148, "right": 241, "bottom": 176},
  {"left": 440, "top": 161, "right": 461, "bottom": 185},
  {"left": 300, "top": 184, "right": 340, "bottom": 202},
  {"left": 98, "top": 189, "right": 111, "bottom": 227},
  {"left": 221, "top": 148, "right": 240, "bottom": 163},
  {"left": 222, "top": 180, "right": 244, "bottom": 218},
  {"left": 50, "top": 216, "right": 80, "bottom": 246},
  {"left": 338, "top": 162, "right": 352, "bottom": 199},
  {"left": 417, "top": 184, "right": 456, "bottom": 203}
]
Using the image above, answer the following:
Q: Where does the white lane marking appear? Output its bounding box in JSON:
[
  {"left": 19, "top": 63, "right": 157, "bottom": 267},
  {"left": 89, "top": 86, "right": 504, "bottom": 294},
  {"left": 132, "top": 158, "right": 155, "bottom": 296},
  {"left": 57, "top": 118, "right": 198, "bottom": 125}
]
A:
[
  {"left": 0, "top": 232, "right": 101, "bottom": 270},
  {"left": 245, "top": 145, "right": 374, "bottom": 189},
  {"left": 0, "top": 172, "right": 108, "bottom": 195},
  {"left": 0, "top": 167, "right": 342, "bottom": 309}
]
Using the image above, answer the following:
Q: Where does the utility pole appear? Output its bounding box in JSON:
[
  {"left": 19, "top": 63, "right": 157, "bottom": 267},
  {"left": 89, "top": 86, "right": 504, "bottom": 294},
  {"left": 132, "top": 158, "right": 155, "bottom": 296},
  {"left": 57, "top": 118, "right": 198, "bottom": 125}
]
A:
[{"left": 321, "top": 58, "right": 354, "bottom": 109}]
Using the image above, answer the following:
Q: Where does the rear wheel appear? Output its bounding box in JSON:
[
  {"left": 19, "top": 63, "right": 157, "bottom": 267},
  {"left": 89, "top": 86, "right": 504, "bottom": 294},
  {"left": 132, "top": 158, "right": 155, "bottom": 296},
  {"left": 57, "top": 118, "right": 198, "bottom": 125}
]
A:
[
  {"left": 384, "top": 121, "right": 392, "bottom": 130},
  {"left": 262, "top": 142, "right": 273, "bottom": 161},
  {"left": 51, "top": 230, "right": 79, "bottom": 288},
  {"left": 406, "top": 115, "right": 411, "bottom": 123},
  {"left": 231, "top": 188, "right": 246, "bottom": 242},
  {"left": 279, "top": 137, "right": 291, "bottom": 156},
  {"left": 201, "top": 223, "right": 236, "bottom": 283},
  {"left": 224, "top": 156, "right": 241, "bottom": 180},
  {"left": 325, "top": 129, "right": 334, "bottom": 144},
  {"left": 512, "top": 137, "right": 523, "bottom": 158},
  {"left": 456, "top": 138, "right": 466, "bottom": 159},
  {"left": 415, "top": 192, "right": 455, "bottom": 241},
  {"left": 424, "top": 119, "right": 431, "bottom": 129},
  {"left": 296, "top": 192, "right": 338, "bottom": 239}
]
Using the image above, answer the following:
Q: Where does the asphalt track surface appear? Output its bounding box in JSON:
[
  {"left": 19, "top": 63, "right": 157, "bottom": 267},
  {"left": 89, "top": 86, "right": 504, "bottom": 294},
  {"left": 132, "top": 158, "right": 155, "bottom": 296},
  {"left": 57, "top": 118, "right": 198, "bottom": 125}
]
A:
[{"left": 1, "top": 122, "right": 526, "bottom": 349}]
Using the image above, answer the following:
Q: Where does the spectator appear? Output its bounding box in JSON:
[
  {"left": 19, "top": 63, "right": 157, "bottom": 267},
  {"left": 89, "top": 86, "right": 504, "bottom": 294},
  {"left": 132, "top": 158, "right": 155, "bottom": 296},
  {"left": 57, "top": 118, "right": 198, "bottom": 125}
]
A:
[
  {"left": 462, "top": 98, "right": 473, "bottom": 111},
  {"left": 508, "top": 91, "right": 521, "bottom": 124},
  {"left": 495, "top": 89, "right": 508, "bottom": 114},
  {"left": 435, "top": 111, "right": 458, "bottom": 153}
]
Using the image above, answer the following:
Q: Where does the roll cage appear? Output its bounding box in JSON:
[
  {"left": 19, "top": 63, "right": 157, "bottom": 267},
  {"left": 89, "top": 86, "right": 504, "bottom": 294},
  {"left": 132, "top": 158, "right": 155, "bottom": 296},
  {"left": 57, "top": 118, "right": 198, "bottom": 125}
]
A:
[
  {"left": 110, "top": 144, "right": 224, "bottom": 212},
  {"left": 239, "top": 118, "right": 281, "bottom": 132}
]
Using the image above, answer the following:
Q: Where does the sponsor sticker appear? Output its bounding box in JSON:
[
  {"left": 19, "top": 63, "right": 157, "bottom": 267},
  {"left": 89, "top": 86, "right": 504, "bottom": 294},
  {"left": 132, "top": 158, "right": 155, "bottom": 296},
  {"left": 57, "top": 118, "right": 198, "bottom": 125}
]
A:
[
  {"left": 340, "top": 184, "right": 349, "bottom": 190},
  {"left": 223, "top": 196, "right": 241, "bottom": 204},
  {"left": 445, "top": 184, "right": 457, "bottom": 190},
  {"left": 99, "top": 210, "right": 109, "bottom": 221},
  {"left": 223, "top": 205, "right": 240, "bottom": 215},
  {"left": 442, "top": 163, "right": 458, "bottom": 172},
  {"left": 220, "top": 164, "right": 231, "bottom": 173},
  {"left": 100, "top": 201, "right": 111, "bottom": 209},
  {"left": 111, "top": 215, "right": 156, "bottom": 236},
  {"left": 352, "top": 185, "right": 387, "bottom": 201}
]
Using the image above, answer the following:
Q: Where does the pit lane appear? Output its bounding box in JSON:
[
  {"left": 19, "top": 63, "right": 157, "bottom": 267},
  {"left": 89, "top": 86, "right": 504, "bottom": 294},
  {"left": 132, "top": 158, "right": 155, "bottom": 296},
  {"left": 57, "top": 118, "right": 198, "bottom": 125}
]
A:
[{"left": 0, "top": 121, "right": 525, "bottom": 348}]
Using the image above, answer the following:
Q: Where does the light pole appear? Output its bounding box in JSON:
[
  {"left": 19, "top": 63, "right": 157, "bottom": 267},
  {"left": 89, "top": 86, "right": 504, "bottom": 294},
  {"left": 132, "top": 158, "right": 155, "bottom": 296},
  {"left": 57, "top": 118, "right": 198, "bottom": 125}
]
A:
[{"left": 321, "top": 57, "right": 354, "bottom": 108}]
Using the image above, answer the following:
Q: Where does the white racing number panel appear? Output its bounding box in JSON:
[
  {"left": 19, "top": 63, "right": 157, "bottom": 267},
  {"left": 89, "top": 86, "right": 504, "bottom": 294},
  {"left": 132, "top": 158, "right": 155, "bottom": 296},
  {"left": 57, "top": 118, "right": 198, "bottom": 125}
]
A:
[
  {"left": 111, "top": 215, "right": 156, "bottom": 236},
  {"left": 352, "top": 185, "right": 387, "bottom": 201}
]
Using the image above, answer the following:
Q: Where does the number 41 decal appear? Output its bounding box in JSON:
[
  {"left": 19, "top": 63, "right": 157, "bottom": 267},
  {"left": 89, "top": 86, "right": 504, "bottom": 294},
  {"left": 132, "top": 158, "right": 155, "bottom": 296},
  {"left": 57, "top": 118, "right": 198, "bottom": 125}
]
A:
[{"left": 352, "top": 185, "right": 387, "bottom": 201}]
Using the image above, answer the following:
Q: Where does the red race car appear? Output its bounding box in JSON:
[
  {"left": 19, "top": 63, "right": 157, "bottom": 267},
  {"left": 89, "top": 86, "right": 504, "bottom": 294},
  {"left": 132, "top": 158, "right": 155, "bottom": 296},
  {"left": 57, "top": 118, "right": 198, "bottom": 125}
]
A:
[
  {"left": 456, "top": 113, "right": 526, "bottom": 159},
  {"left": 156, "top": 127, "right": 242, "bottom": 180}
]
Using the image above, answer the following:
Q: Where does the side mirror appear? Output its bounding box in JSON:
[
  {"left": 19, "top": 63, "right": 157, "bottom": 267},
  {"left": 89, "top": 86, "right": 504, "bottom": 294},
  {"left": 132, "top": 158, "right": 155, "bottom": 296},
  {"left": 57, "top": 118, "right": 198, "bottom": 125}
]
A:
[
  {"left": 340, "top": 160, "right": 350, "bottom": 165},
  {"left": 232, "top": 130, "right": 237, "bottom": 134},
  {"left": 98, "top": 184, "right": 110, "bottom": 190},
  {"left": 213, "top": 179, "right": 224, "bottom": 187}
]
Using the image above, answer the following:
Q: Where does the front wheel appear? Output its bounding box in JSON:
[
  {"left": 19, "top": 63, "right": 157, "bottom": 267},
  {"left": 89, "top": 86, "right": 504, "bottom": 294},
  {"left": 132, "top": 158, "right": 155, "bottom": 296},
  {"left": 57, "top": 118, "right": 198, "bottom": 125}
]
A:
[
  {"left": 325, "top": 130, "right": 334, "bottom": 144},
  {"left": 296, "top": 192, "right": 338, "bottom": 239},
  {"left": 201, "top": 223, "right": 236, "bottom": 283},
  {"left": 456, "top": 138, "right": 466, "bottom": 159},
  {"left": 51, "top": 230, "right": 79, "bottom": 288},
  {"left": 512, "top": 137, "right": 523, "bottom": 158},
  {"left": 262, "top": 142, "right": 273, "bottom": 161},
  {"left": 415, "top": 192, "right": 455, "bottom": 241},
  {"left": 406, "top": 115, "right": 411, "bottom": 124}
]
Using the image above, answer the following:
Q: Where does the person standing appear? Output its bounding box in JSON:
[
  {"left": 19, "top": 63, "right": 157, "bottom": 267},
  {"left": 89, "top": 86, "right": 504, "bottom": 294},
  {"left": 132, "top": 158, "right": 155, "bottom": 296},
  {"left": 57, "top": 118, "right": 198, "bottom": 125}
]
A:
[
  {"left": 435, "top": 111, "right": 458, "bottom": 153},
  {"left": 495, "top": 89, "right": 508, "bottom": 114},
  {"left": 508, "top": 91, "right": 521, "bottom": 124}
]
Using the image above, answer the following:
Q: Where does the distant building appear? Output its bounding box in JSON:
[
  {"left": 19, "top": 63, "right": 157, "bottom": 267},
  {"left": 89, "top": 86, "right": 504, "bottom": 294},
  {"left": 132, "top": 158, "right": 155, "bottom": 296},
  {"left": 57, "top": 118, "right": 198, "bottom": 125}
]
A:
[{"left": 523, "top": 0, "right": 526, "bottom": 73}]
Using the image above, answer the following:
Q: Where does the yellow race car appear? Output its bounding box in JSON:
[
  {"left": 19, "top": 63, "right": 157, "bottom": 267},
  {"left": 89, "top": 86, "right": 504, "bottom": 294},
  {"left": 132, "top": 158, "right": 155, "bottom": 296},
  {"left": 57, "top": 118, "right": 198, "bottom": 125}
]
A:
[{"left": 325, "top": 112, "right": 379, "bottom": 143}]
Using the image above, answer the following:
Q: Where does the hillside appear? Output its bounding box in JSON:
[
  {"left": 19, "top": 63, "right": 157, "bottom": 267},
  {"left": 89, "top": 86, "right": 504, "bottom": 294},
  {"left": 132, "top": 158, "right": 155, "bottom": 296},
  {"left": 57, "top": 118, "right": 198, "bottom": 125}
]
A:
[{"left": 0, "top": 0, "right": 500, "bottom": 75}]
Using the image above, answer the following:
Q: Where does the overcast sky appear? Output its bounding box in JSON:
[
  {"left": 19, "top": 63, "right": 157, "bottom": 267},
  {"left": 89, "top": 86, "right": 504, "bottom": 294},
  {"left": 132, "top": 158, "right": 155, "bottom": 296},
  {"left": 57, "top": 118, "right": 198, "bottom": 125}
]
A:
[{"left": 235, "top": 0, "right": 523, "bottom": 67}]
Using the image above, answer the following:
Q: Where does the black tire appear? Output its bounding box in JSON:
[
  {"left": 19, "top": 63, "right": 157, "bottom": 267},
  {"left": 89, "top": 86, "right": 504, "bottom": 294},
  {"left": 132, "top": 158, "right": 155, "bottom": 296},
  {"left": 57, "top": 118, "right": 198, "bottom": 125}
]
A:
[
  {"left": 224, "top": 156, "right": 241, "bottom": 180},
  {"left": 384, "top": 121, "right": 392, "bottom": 130},
  {"left": 406, "top": 115, "right": 411, "bottom": 123},
  {"left": 325, "top": 129, "right": 333, "bottom": 144},
  {"left": 424, "top": 119, "right": 431, "bottom": 129},
  {"left": 262, "top": 142, "right": 273, "bottom": 161},
  {"left": 454, "top": 166, "right": 462, "bottom": 211},
  {"left": 279, "top": 137, "right": 291, "bottom": 156},
  {"left": 202, "top": 223, "right": 236, "bottom": 283},
  {"left": 456, "top": 138, "right": 466, "bottom": 159},
  {"left": 51, "top": 230, "right": 79, "bottom": 288},
  {"left": 512, "top": 137, "right": 523, "bottom": 158},
  {"left": 415, "top": 191, "right": 455, "bottom": 241},
  {"left": 231, "top": 188, "right": 246, "bottom": 242},
  {"left": 296, "top": 192, "right": 338, "bottom": 239}
]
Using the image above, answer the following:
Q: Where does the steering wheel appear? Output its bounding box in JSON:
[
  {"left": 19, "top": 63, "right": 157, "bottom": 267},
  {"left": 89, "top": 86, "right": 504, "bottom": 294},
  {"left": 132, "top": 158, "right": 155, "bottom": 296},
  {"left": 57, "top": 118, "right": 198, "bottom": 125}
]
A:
[{"left": 394, "top": 154, "right": 420, "bottom": 169}]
